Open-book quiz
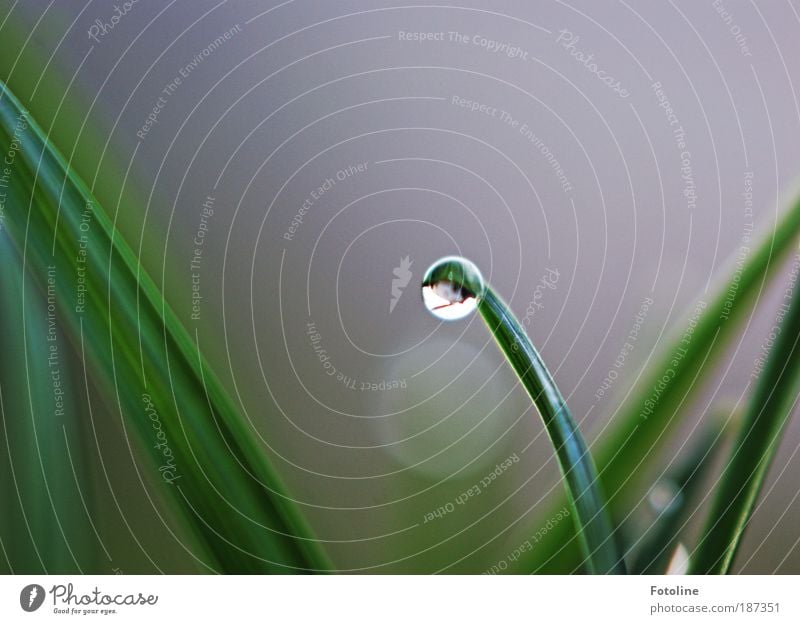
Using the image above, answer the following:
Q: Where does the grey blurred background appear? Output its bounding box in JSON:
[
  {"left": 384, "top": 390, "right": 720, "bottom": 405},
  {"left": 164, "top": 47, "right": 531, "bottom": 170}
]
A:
[{"left": 3, "top": 0, "right": 800, "bottom": 572}]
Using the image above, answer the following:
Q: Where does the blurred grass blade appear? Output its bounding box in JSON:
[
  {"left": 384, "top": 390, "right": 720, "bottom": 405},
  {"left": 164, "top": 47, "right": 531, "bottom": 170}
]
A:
[
  {"left": 513, "top": 193, "right": 800, "bottom": 573},
  {"left": 479, "top": 287, "right": 626, "bottom": 574},
  {"left": 665, "top": 543, "right": 690, "bottom": 575},
  {"left": 630, "top": 420, "right": 724, "bottom": 574},
  {"left": 0, "top": 233, "right": 95, "bottom": 573},
  {"left": 691, "top": 272, "right": 800, "bottom": 574},
  {"left": 0, "top": 79, "right": 330, "bottom": 572}
]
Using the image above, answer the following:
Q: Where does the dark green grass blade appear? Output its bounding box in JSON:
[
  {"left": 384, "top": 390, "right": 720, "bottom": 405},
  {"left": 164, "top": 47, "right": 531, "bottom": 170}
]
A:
[
  {"left": 630, "top": 420, "right": 724, "bottom": 574},
  {"left": 691, "top": 274, "right": 800, "bottom": 574},
  {"left": 512, "top": 194, "right": 800, "bottom": 573},
  {"left": 479, "top": 288, "right": 625, "bottom": 574},
  {"left": 0, "top": 80, "right": 330, "bottom": 572},
  {"left": 0, "top": 233, "right": 96, "bottom": 573}
]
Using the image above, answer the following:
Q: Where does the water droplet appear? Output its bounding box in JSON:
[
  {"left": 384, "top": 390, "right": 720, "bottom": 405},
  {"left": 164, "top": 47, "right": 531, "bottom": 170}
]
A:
[
  {"left": 421, "top": 256, "right": 485, "bottom": 321},
  {"left": 648, "top": 481, "right": 683, "bottom": 514}
]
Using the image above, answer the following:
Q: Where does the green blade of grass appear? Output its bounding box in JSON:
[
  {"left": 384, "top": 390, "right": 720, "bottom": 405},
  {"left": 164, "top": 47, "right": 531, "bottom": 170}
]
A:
[
  {"left": 690, "top": 269, "right": 800, "bottom": 574},
  {"left": 0, "top": 79, "right": 330, "bottom": 572},
  {"left": 479, "top": 287, "right": 626, "bottom": 574},
  {"left": 0, "top": 232, "right": 96, "bottom": 573},
  {"left": 512, "top": 193, "right": 800, "bottom": 573}
]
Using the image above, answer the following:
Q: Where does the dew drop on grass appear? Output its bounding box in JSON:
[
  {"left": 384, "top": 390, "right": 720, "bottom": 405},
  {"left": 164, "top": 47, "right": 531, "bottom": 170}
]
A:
[
  {"left": 421, "top": 256, "right": 485, "bottom": 321},
  {"left": 648, "top": 481, "right": 683, "bottom": 514}
]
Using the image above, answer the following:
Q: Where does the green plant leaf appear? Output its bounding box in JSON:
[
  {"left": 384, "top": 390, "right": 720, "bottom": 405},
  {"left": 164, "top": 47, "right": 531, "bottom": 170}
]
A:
[
  {"left": 0, "top": 79, "right": 330, "bottom": 573},
  {"left": 479, "top": 287, "right": 626, "bottom": 574},
  {"left": 512, "top": 193, "right": 800, "bottom": 573},
  {"left": 0, "top": 232, "right": 97, "bottom": 573},
  {"left": 690, "top": 263, "right": 800, "bottom": 574}
]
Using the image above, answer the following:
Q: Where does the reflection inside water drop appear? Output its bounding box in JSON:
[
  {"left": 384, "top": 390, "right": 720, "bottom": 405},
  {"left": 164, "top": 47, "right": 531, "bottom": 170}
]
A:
[{"left": 421, "top": 256, "right": 485, "bottom": 321}]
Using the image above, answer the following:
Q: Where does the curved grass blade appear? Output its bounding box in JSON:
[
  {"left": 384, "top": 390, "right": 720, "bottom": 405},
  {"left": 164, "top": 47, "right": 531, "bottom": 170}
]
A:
[
  {"left": 478, "top": 287, "right": 626, "bottom": 574},
  {"left": 0, "top": 80, "right": 330, "bottom": 572},
  {"left": 512, "top": 193, "right": 800, "bottom": 573},
  {"left": 690, "top": 274, "right": 800, "bottom": 574}
]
